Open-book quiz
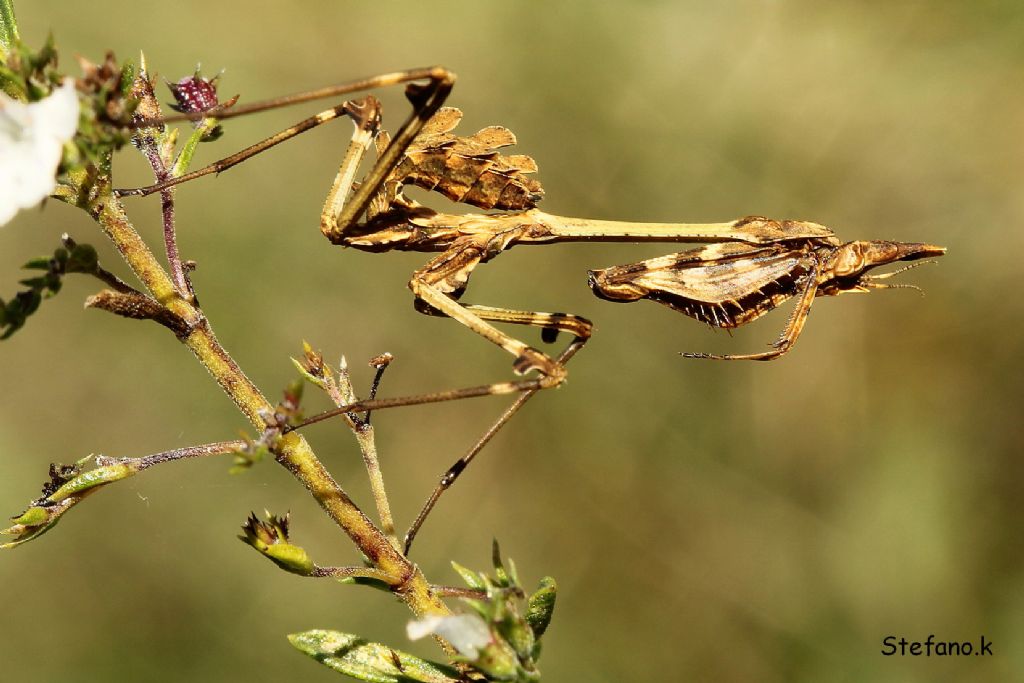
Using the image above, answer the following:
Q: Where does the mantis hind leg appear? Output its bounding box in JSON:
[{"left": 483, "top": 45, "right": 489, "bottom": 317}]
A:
[
  {"left": 402, "top": 335, "right": 587, "bottom": 555},
  {"left": 682, "top": 270, "right": 819, "bottom": 361},
  {"left": 414, "top": 299, "right": 593, "bottom": 347}
]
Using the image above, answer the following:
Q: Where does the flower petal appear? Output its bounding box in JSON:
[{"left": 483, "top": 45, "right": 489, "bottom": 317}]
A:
[
  {"left": 407, "top": 614, "right": 492, "bottom": 659},
  {"left": 35, "top": 79, "right": 81, "bottom": 141},
  {"left": 0, "top": 79, "right": 80, "bottom": 226}
]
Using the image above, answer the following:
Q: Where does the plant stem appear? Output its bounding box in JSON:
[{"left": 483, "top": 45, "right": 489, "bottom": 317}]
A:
[
  {"left": 354, "top": 425, "right": 398, "bottom": 547},
  {"left": 96, "top": 440, "right": 246, "bottom": 471},
  {"left": 139, "top": 141, "right": 189, "bottom": 297},
  {"left": 91, "top": 193, "right": 450, "bottom": 620},
  {"left": 311, "top": 565, "right": 392, "bottom": 581},
  {"left": 335, "top": 356, "right": 398, "bottom": 548}
]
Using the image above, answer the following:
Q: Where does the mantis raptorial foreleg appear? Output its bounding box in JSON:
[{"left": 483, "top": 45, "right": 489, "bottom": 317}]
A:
[
  {"left": 320, "top": 103, "right": 590, "bottom": 385},
  {"left": 119, "top": 68, "right": 573, "bottom": 404},
  {"left": 116, "top": 67, "right": 590, "bottom": 555},
  {"left": 116, "top": 67, "right": 455, "bottom": 200},
  {"left": 111, "top": 65, "right": 945, "bottom": 556}
]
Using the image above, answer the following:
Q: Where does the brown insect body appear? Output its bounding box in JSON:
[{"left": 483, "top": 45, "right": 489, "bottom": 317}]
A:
[
  {"left": 114, "top": 68, "right": 948, "bottom": 548},
  {"left": 588, "top": 239, "right": 945, "bottom": 359}
]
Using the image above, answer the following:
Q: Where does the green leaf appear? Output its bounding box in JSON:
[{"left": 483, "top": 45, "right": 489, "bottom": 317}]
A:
[
  {"left": 11, "top": 506, "right": 50, "bottom": 526},
  {"left": 291, "top": 355, "right": 329, "bottom": 391},
  {"left": 34, "top": 33, "right": 56, "bottom": 73},
  {"left": 450, "top": 561, "right": 485, "bottom": 591},
  {"left": 171, "top": 116, "right": 219, "bottom": 177},
  {"left": 46, "top": 463, "right": 134, "bottom": 500},
  {"left": 21, "top": 290, "right": 41, "bottom": 315},
  {"left": 0, "top": 54, "right": 24, "bottom": 95},
  {"left": 1, "top": 505, "right": 66, "bottom": 549},
  {"left": 3, "top": 460, "right": 142, "bottom": 550},
  {"left": 288, "top": 630, "right": 460, "bottom": 683},
  {"left": 491, "top": 539, "right": 518, "bottom": 587},
  {"left": 22, "top": 257, "right": 52, "bottom": 270},
  {"left": 3, "top": 240, "right": 100, "bottom": 340},
  {"left": 119, "top": 59, "right": 135, "bottom": 96},
  {"left": 0, "top": 0, "right": 18, "bottom": 57},
  {"left": 525, "top": 577, "right": 557, "bottom": 640},
  {"left": 66, "top": 244, "right": 98, "bottom": 273}
]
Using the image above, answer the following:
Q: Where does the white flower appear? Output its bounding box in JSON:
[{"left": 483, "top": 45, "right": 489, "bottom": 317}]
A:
[
  {"left": 407, "top": 613, "right": 492, "bottom": 659},
  {"left": 0, "top": 79, "right": 80, "bottom": 226}
]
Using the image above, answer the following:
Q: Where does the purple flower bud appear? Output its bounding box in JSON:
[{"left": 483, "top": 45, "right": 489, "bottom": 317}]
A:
[{"left": 167, "top": 73, "right": 220, "bottom": 115}]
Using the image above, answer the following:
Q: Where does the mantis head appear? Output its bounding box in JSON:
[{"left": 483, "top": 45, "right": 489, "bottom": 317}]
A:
[{"left": 821, "top": 240, "right": 946, "bottom": 295}]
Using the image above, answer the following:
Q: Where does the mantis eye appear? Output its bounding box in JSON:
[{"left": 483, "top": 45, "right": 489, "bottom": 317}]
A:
[{"left": 832, "top": 242, "right": 868, "bottom": 277}]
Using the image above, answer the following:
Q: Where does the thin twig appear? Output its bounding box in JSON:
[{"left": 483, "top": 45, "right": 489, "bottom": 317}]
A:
[
  {"left": 92, "top": 195, "right": 449, "bottom": 622},
  {"left": 286, "top": 378, "right": 543, "bottom": 433},
  {"left": 335, "top": 355, "right": 397, "bottom": 548},
  {"left": 95, "top": 439, "right": 246, "bottom": 471}
]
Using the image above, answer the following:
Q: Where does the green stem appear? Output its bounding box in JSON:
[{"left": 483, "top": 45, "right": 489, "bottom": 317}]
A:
[
  {"left": 171, "top": 117, "right": 217, "bottom": 177},
  {"left": 90, "top": 191, "right": 450, "bottom": 620},
  {"left": 0, "top": 0, "right": 17, "bottom": 57}
]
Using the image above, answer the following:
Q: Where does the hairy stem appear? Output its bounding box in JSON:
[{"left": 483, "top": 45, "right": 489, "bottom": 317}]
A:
[
  {"left": 138, "top": 140, "right": 188, "bottom": 297},
  {"left": 96, "top": 440, "right": 246, "bottom": 471},
  {"left": 311, "top": 565, "right": 392, "bottom": 581},
  {"left": 90, "top": 193, "right": 449, "bottom": 620},
  {"left": 335, "top": 357, "right": 398, "bottom": 548}
]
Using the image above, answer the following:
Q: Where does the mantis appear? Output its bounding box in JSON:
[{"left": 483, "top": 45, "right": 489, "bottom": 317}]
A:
[
  {"left": 116, "top": 66, "right": 945, "bottom": 551},
  {"left": 590, "top": 238, "right": 945, "bottom": 360}
]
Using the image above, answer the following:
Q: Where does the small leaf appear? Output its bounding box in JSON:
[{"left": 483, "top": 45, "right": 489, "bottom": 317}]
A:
[
  {"left": 0, "top": 0, "right": 20, "bottom": 58},
  {"left": 491, "top": 539, "right": 512, "bottom": 585},
  {"left": 46, "top": 463, "right": 134, "bottom": 500},
  {"left": 66, "top": 243, "right": 98, "bottom": 273},
  {"left": 0, "top": 457, "right": 137, "bottom": 550},
  {"left": 292, "top": 356, "right": 327, "bottom": 390},
  {"left": 288, "top": 630, "right": 459, "bottom": 683},
  {"left": 1, "top": 502, "right": 70, "bottom": 549},
  {"left": 118, "top": 59, "right": 135, "bottom": 96},
  {"left": 21, "top": 257, "right": 52, "bottom": 270},
  {"left": 20, "top": 290, "right": 41, "bottom": 315},
  {"left": 525, "top": 577, "right": 557, "bottom": 639},
  {"left": 450, "top": 561, "right": 485, "bottom": 591},
  {"left": 10, "top": 506, "right": 49, "bottom": 526}
]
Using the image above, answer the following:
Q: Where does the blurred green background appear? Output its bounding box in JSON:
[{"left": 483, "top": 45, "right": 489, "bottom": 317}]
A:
[{"left": 2, "top": 1, "right": 1021, "bottom": 681}]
